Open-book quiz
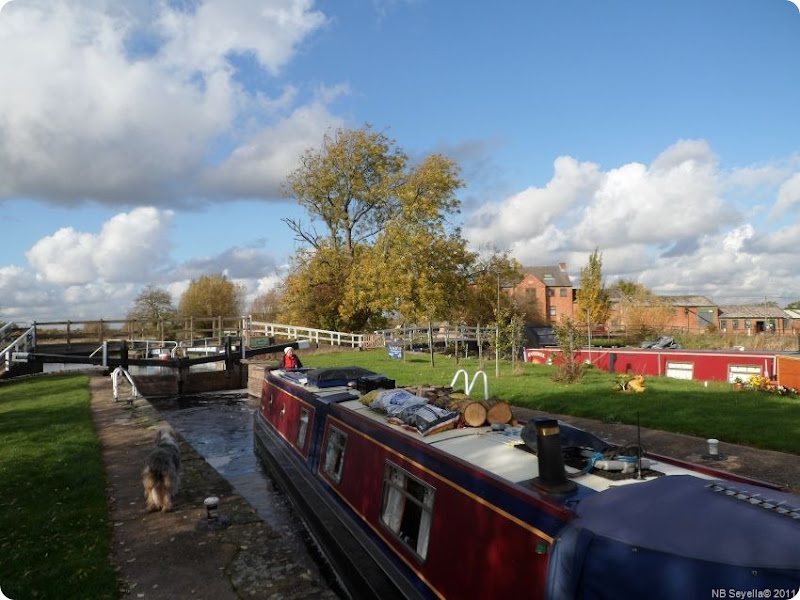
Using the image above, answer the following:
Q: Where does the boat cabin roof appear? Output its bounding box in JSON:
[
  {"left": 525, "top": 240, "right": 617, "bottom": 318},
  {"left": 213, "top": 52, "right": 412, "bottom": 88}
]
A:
[{"left": 272, "top": 368, "right": 718, "bottom": 495}]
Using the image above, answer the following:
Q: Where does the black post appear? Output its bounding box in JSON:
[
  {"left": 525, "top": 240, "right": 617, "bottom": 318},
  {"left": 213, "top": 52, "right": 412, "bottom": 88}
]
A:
[
  {"left": 224, "top": 335, "right": 233, "bottom": 371},
  {"left": 530, "top": 419, "right": 577, "bottom": 495}
]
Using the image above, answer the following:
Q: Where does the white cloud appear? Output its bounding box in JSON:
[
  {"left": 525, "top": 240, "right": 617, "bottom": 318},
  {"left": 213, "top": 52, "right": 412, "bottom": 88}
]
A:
[
  {"left": 26, "top": 207, "right": 174, "bottom": 285},
  {"left": 575, "top": 141, "right": 729, "bottom": 247},
  {"left": 771, "top": 173, "right": 800, "bottom": 216},
  {"left": 203, "top": 98, "right": 346, "bottom": 197},
  {"left": 157, "top": 0, "right": 326, "bottom": 76},
  {"left": 3, "top": 207, "right": 286, "bottom": 320},
  {"left": 0, "top": 0, "right": 330, "bottom": 205},
  {"left": 0, "top": 265, "right": 57, "bottom": 319},
  {"left": 176, "top": 244, "right": 280, "bottom": 280},
  {"left": 468, "top": 156, "right": 603, "bottom": 247},
  {"left": 466, "top": 139, "right": 731, "bottom": 254},
  {"left": 466, "top": 140, "right": 800, "bottom": 302},
  {"left": 746, "top": 221, "right": 800, "bottom": 254}
]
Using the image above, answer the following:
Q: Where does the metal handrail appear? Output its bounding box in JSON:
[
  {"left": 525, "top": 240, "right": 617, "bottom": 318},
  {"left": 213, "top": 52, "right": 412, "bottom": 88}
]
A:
[
  {"left": 1, "top": 325, "right": 36, "bottom": 372},
  {"left": 111, "top": 366, "right": 138, "bottom": 402},
  {"left": 449, "top": 369, "right": 489, "bottom": 400}
]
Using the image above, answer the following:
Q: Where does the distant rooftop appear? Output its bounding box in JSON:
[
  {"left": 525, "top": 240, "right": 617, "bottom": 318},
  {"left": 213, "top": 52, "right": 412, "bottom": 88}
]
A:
[
  {"left": 718, "top": 304, "right": 790, "bottom": 318},
  {"left": 659, "top": 295, "right": 716, "bottom": 307},
  {"left": 522, "top": 264, "right": 572, "bottom": 287}
]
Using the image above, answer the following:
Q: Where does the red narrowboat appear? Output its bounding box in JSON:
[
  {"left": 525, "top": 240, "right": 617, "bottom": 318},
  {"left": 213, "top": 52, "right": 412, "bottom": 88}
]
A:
[{"left": 254, "top": 366, "right": 800, "bottom": 600}]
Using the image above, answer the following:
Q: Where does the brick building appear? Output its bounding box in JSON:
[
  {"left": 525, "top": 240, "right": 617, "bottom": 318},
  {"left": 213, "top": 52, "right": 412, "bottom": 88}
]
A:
[
  {"left": 512, "top": 264, "right": 574, "bottom": 325},
  {"left": 718, "top": 305, "right": 793, "bottom": 335}
]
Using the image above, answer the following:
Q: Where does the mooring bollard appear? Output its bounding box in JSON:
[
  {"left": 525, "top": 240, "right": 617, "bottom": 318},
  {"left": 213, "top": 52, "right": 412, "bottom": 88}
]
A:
[
  {"left": 707, "top": 438, "right": 720, "bottom": 457},
  {"left": 204, "top": 496, "right": 219, "bottom": 521}
]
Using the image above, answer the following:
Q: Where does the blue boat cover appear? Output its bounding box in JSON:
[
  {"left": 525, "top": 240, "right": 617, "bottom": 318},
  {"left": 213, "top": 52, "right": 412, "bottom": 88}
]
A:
[{"left": 546, "top": 475, "right": 800, "bottom": 600}]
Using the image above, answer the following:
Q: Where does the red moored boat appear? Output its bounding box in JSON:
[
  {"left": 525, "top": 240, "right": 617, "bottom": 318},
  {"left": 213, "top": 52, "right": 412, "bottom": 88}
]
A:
[{"left": 254, "top": 365, "right": 800, "bottom": 600}]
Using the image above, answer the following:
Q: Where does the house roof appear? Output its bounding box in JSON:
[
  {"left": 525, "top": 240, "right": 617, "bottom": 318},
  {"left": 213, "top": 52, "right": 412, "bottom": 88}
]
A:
[
  {"left": 521, "top": 266, "right": 573, "bottom": 287},
  {"left": 659, "top": 295, "right": 716, "bottom": 307},
  {"left": 718, "top": 304, "right": 789, "bottom": 318},
  {"left": 786, "top": 309, "right": 800, "bottom": 320}
]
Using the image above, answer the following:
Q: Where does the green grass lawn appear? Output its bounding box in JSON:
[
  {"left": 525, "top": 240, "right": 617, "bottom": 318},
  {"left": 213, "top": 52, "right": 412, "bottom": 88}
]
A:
[
  {"left": 301, "top": 349, "right": 800, "bottom": 454},
  {"left": 0, "top": 375, "right": 118, "bottom": 600},
  {"left": 2, "top": 351, "right": 798, "bottom": 600}
]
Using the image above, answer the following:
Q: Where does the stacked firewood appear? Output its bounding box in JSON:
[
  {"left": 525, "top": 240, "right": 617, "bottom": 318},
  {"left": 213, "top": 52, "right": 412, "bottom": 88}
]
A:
[{"left": 403, "top": 386, "right": 515, "bottom": 428}]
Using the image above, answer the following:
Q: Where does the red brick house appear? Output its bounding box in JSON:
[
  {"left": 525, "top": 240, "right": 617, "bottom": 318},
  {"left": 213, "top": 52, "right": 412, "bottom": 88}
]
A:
[
  {"left": 718, "top": 305, "right": 793, "bottom": 335},
  {"left": 660, "top": 296, "right": 719, "bottom": 333},
  {"left": 512, "top": 264, "right": 574, "bottom": 325}
]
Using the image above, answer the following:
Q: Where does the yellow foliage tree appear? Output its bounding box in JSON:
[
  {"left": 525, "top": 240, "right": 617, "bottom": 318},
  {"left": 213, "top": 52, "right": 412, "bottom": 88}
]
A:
[
  {"left": 178, "top": 274, "right": 245, "bottom": 332},
  {"left": 575, "top": 248, "right": 610, "bottom": 329},
  {"left": 282, "top": 126, "right": 475, "bottom": 331}
]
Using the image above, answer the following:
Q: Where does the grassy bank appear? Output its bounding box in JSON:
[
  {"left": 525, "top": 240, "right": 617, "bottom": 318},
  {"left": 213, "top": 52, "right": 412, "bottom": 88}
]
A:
[
  {"left": 301, "top": 349, "right": 800, "bottom": 455},
  {"left": 0, "top": 375, "right": 118, "bottom": 600}
]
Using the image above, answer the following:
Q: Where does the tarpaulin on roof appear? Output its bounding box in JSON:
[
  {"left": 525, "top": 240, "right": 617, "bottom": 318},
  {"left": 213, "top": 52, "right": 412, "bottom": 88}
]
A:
[{"left": 545, "top": 476, "right": 800, "bottom": 599}]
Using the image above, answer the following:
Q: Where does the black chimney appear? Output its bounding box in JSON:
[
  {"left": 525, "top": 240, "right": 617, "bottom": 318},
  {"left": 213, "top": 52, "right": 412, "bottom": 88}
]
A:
[{"left": 529, "top": 418, "right": 577, "bottom": 495}]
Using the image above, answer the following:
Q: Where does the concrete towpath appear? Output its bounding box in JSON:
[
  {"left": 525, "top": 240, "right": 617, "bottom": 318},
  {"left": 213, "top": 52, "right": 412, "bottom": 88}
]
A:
[{"left": 89, "top": 376, "right": 338, "bottom": 600}]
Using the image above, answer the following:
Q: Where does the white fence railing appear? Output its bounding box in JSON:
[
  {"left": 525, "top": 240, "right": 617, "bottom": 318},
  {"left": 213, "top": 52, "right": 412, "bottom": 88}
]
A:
[
  {"left": 1, "top": 325, "right": 36, "bottom": 375},
  {"left": 249, "top": 321, "right": 365, "bottom": 348},
  {"left": 373, "top": 324, "right": 497, "bottom": 345}
]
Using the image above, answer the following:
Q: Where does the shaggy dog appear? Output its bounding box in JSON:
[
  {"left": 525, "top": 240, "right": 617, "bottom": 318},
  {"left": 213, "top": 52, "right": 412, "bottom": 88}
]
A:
[{"left": 142, "top": 426, "right": 181, "bottom": 512}]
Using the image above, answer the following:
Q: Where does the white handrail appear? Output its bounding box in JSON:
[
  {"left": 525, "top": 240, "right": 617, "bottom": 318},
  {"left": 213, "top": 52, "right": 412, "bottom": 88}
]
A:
[
  {"left": 1, "top": 325, "right": 35, "bottom": 372},
  {"left": 470, "top": 371, "right": 489, "bottom": 401},
  {"left": 450, "top": 369, "right": 469, "bottom": 390},
  {"left": 250, "top": 321, "right": 365, "bottom": 348},
  {"left": 111, "top": 366, "right": 138, "bottom": 402},
  {"left": 449, "top": 369, "right": 489, "bottom": 400}
]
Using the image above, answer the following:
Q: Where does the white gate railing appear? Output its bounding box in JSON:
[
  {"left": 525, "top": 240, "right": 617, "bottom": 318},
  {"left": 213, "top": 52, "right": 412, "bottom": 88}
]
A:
[
  {"left": 249, "top": 321, "right": 365, "bottom": 348},
  {"left": 1, "top": 325, "right": 36, "bottom": 375}
]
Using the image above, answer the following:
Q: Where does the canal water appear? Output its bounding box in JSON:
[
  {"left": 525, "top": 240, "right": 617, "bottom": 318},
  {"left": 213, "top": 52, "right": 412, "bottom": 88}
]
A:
[{"left": 148, "top": 391, "right": 313, "bottom": 552}]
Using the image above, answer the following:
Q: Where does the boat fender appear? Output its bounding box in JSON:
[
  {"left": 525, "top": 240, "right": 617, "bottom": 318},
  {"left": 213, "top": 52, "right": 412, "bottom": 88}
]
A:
[
  {"left": 594, "top": 459, "right": 634, "bottom": 473},
  {"left": 594, "top": 459, "right": 653, "bottom": 472}
]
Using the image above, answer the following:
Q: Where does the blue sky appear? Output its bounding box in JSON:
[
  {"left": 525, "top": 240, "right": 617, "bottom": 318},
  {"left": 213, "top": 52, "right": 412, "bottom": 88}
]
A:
[{"left": 1, "top": 0, "right": 800, "bottom": 322}]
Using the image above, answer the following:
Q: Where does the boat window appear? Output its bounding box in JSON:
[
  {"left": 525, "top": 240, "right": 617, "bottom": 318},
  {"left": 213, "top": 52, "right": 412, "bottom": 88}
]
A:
[
  {"left": 665, "top": 361, "right": 693, "bottom": 380},
  {"left": 296, "top": 408, "right": 310, "bottom": 450},
  {"left": 380, "top": 462, "right": 435, "bottom": 561},
  {"left": 323, "top": 427, "right": 348, "bottom": 483}
]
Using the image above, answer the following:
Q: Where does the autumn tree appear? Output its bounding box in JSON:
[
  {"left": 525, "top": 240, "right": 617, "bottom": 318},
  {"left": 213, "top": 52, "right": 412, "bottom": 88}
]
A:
[
  {"left": 340, "top": 153, "right": 471, "bottom": 322},
  {"left": 611, "top": 281, "right": 675, "bottom": 340},
  {"left": 178, "top": 274, "right": 245, "bottom": 334},
  {"left": 459, "top": 250, "right": 523, "bottom": 326},
  {"left": 280, "top": 245, "right": 365, "bottom": 331},
  {"left": 249, "top": 289, "right": 283, "bottom": 322},
  {"left": 283, "top": 126, "right": 474, "bottom": 331},
  {"left": 126, "top": 285, "right": 176, "bottom": 338},
  {"left": 611, "top": 278, "right": 648, "bottom": 297},
  {"left": 552, "top": 317, "right": 584, "bottom": 383},
  {"left": 575, "top": 248, "right": 610, "bottom": 329},
  {"left": 283, "top": 126, "right": 406, "bottom": 258},
  {"left": 128, "top": 285, "right": 176, "bottom": 322}
]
